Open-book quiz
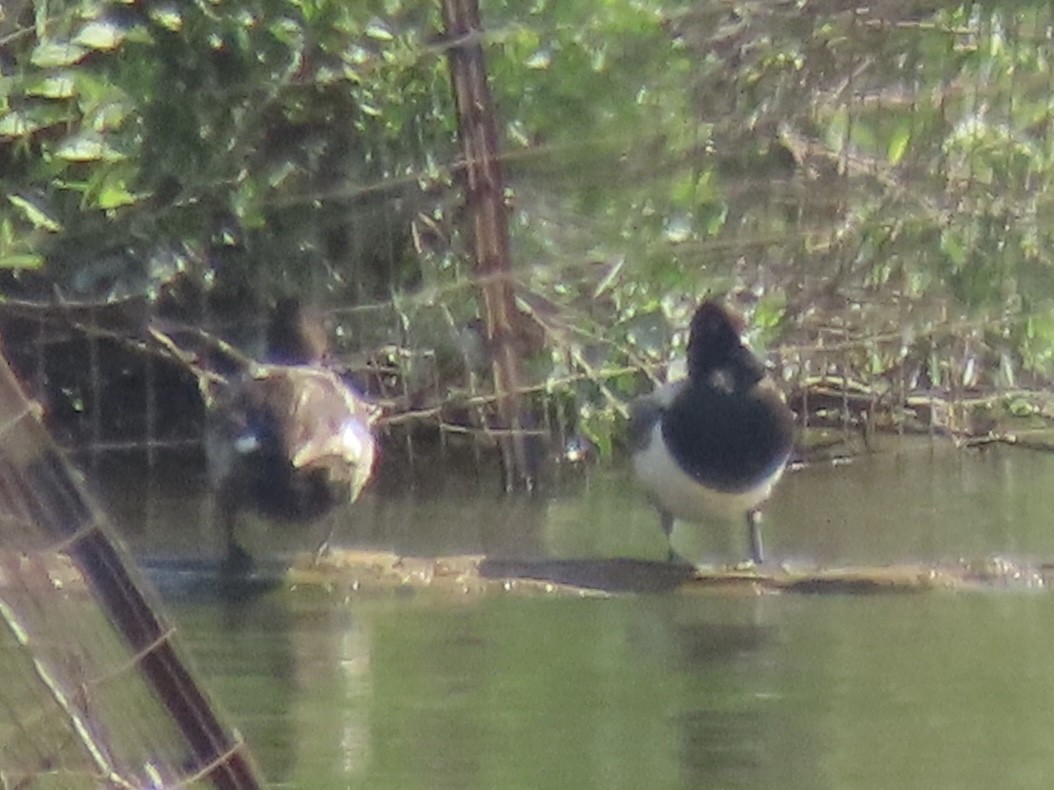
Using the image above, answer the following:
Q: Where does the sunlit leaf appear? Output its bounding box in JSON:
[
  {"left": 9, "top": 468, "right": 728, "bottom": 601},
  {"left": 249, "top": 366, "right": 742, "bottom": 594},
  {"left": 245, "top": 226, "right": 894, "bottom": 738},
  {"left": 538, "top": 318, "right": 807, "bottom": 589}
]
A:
[
  {"left": 507, "top": 119, "right": 530, "bottom": 147},
  {"left": 25, "top": 75, "right": 77, "bottom": 99},
  {"left": 232, "top": 179, "right": 266, "bottom": 229},
  {"left": 96, "top": 180, "right": 138, "bottom": 209},
  {"left": 753, "top": 295, "right": 787, "bottom": 333},
  {"left": 888, "top": 124, "right": 911, "bottom": 165},
  {"left": 54, "top": 135, "right": 125, "bottom": 162},
  {"left": 525, "top": 49, "right": 552, "bottom": 70},
  {"left": 89, "top": 101, "right": 133, "bottom": 132},
  {"left": 0, "top": 112, "right": 45, "bottom": 138},
  {"left": 30, "top": 41, "right": 88, "bottom": 67},
  {"left": 703, "top": 205, "right": 727, "bottom": 236},
  {"left": 149, "top": 6, "right": 183, "bottom": 32},
  {"left": 269, "top": 17, "right": 304, "bottom": 46},
  {"left": 0, "top": 254, "right": 45, "bottom": 270},
  {"left": 7, "top": 196, "right": 62, "bottom": 232},
  {"left": 73, "top": 21, "right": 126, "bottom": 51},
  {"left": 365, "top": 17, "right": 394, "bottom": 42}
]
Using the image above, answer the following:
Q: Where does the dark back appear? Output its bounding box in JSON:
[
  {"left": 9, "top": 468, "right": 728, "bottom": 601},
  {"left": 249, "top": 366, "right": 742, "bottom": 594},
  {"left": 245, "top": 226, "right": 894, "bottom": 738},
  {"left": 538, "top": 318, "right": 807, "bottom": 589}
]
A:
[
  {"left": 661, "top": 380, "right": 793, "bottom": 491},
  {"left": 663, "top": 299, "right": 794, "bottom": 490}
]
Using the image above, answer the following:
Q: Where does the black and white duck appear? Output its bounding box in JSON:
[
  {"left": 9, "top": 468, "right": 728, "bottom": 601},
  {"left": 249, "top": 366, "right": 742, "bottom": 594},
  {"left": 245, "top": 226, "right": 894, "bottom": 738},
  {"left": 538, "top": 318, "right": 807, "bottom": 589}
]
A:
[
  {"left": 205, "top": 298, "right": 379, "bottom": 572},
  {"left": 630, "top": 299, "right": 794, "bottom": 566}
]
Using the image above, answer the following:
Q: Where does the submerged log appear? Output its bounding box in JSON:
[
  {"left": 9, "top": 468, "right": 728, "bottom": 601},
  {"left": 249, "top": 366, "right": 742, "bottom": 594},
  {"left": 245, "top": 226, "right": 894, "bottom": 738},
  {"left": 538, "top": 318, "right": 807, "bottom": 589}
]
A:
[
  {"left": 285, "top": 549, "right": 1051, "bottom": 597},
  {"left": 32, "top": 550, "right": 1050, "bottom": 598}
]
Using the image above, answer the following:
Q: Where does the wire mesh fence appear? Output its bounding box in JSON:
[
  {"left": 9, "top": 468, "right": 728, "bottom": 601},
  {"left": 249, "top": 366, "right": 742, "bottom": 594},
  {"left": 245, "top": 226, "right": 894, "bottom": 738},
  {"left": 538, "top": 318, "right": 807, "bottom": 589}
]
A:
[
  {"left": 5, "top": 0, "right": 1054, "bottom": 782},
  {"left": 0, "top": 357, "right": 261, "bottom": 788}
]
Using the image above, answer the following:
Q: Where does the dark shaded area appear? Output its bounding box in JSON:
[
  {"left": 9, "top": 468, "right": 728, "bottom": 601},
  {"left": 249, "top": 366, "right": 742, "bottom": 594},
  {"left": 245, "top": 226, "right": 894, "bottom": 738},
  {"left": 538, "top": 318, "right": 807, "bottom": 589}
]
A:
[
  {"left": 479, "top": 556, "right": 700, "bottom": 593},
  {"left": 141, "top": 557, "right": 288, "bottom": 603},
  {"left": 0, "top": 303, "right": 205, "bottom": 449}
]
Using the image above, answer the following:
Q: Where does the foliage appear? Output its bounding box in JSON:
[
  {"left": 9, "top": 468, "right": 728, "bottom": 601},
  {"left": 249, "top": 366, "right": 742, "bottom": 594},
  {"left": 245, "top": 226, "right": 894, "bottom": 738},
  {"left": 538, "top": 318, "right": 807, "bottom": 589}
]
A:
[
  {"left": 5, "top": 0, "right": 1054, "bottom": 454},
  {"left": 0, "top": 0, "right": 453, "bottom": 307}
]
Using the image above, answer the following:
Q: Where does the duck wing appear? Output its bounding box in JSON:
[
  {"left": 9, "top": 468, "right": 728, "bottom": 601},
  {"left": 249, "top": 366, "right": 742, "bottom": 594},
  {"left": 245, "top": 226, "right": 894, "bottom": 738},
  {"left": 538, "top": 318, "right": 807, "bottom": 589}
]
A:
[{"left": 228, "top": 366, "right": 378, "bottom": 494}]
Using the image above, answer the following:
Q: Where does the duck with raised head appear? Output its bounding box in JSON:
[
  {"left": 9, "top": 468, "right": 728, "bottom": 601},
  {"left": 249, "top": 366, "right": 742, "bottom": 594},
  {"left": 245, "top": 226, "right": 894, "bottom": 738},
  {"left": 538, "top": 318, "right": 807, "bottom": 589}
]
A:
[
  {"left": 630, "top": 299, "right": 794, "bottom": 566},
  {"left": 206, "top": 298, "right": 379, "bottom": 572}
]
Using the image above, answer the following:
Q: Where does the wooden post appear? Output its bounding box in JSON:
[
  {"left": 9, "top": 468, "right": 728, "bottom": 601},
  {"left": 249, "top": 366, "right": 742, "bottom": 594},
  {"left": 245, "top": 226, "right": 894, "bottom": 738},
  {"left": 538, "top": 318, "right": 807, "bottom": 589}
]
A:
[{"left": 441, "top": 0, "right": 538, "bottom": 490}]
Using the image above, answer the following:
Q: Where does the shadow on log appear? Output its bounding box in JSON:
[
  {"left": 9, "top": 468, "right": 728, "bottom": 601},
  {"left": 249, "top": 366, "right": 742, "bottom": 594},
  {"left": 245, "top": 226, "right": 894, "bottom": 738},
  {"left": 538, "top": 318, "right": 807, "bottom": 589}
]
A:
[{"left": 480, "top": 557, "right": 697, "bottom": 594}]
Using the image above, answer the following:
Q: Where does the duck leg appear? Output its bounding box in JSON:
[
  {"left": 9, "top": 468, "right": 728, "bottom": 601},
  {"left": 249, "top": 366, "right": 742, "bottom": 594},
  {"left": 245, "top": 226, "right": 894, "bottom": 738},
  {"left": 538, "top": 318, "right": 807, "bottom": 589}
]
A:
[
  {"left": 660, "top": 510, "right": 693, "bottom": 565},
  {"left": 217, "top": 482, "right": 254, "bottom": 576},
  {"left": 312, "top": 512, "right": 342, "bottom": 565},
  {"left": 746, "top": 509, "right": 764, "bottom": 566}
]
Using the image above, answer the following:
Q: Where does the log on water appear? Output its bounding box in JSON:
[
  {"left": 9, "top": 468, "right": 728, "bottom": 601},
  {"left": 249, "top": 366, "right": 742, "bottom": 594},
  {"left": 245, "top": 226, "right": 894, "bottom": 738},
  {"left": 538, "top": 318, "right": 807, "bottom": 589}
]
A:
[{"left": 288, "top": 550, "right": 1053, "bottom": 596}]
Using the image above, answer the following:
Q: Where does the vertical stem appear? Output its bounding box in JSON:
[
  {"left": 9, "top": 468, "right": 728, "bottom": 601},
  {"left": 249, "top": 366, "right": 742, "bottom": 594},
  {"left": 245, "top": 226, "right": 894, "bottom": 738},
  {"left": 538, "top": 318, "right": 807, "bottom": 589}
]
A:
[
  {"left": 442, "top": 0, "right": 537, "bottom": 490},
  {"left": 88, "top": 305, "right": 102, "bottom": 468}
]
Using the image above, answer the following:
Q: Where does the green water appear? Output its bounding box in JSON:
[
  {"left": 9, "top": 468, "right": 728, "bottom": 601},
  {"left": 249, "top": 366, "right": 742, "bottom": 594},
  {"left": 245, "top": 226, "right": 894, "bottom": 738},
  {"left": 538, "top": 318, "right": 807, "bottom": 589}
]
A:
[
  {"left": 172, "top": 590, "right": 1054, "bottom": 789},
  {"left": 99, "top": 441, "right": 1054, "bottom": 788}
]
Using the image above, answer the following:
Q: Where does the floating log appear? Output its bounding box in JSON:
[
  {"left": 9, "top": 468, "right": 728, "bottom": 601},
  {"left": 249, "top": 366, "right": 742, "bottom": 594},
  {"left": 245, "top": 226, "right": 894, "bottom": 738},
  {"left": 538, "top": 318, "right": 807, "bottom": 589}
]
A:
[
  {"left": 18, "top": 550, "right": 1049, "bottom": 599},
  {"left": 285, "top": 549, "right": 1051, "bottom": 597}
]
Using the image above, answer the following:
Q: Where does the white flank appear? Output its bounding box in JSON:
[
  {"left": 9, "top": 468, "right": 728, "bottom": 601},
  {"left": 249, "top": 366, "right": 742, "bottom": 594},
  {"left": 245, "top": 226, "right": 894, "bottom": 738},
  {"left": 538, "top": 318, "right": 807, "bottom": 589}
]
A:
[{"left": 633, "top": 422, "right": 785, "bottom": 523}]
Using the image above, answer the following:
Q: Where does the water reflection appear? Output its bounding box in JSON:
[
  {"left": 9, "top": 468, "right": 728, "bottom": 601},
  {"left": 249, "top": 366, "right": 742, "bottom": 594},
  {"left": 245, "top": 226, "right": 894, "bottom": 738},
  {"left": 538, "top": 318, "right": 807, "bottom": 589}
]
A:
[
  {"left": 92, "top": 438, "right": 1054, "bottom": 569},
  {"left": 771, "top": 440, "right": 1054, "bottom": 565},
  {"left": 162, "top": 569, "right": 1054, "bottom": 789},
  {"left": 173, "top": 591, "right": 376, "bottom": 787}
]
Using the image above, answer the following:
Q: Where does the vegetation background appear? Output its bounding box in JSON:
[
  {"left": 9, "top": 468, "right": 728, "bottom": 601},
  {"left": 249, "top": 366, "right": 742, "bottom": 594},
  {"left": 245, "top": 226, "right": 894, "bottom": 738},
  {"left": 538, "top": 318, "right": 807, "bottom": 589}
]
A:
[{"left": 3, "top": 0, "right": 1054, "bottom": 469}]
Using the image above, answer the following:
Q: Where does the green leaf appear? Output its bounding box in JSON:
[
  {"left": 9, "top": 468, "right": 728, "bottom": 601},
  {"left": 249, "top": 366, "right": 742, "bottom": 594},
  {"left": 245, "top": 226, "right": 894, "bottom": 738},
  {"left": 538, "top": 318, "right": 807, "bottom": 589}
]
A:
[
  {"left": 25, "top": 75, "right": 77, "bottom": 99},
  {"left": 73, "top": 21, "right": 126, "bottom": 51},
  {"left": 0, "top": 254, "right": 45, "bottom": 269},
  {"left": 888, "top": 124, "right": 911, "bottom": 165},
  {"left": 96, "top": 180, "right": 138, "bottom": 209},
  {"left": 0, "top": 112, "right": 45, "bottom": 138},
  {"left": 365, "top": 17, "right": 394, "bottom": 42},
  {"left": 88, "top": 100, "right": 133, "bottom": 132},
  {"left": 149, "top": 7, "right": 183, "bottom": 32},
  {"left": 30, "top": 41, "right": 88, "bottom": 67},
  {"left": 940, "top": 230, "right": 967, "bottom": 267},
  {"left": 525, "top": 49, "right": 552, "bottom": 70},
  {"left": 53, "top": 135, "right": 125, "bottom": 162},
  {"left": 1007, "top": 397, "right": 1034, "bottom": 417},
  {"left": 7, "top": 195, "right": 62, "bottom": 232}
]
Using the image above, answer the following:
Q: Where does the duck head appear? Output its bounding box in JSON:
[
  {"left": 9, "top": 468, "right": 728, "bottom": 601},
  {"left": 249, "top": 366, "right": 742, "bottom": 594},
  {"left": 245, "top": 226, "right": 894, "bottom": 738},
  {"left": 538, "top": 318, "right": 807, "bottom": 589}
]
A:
[
  {"left": 686, "top": 299, "right": 746, "bottom": 378},
  {"left": 266, "top": 297, "right": 329, "bottom": 365}
]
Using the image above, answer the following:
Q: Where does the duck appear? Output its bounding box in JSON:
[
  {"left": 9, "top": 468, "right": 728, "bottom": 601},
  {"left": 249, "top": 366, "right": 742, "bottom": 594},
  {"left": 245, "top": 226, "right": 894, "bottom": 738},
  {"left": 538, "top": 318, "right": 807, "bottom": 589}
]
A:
[
  {"left": 630, "top": 299, "right": 794, "bottom": 566},
  {"left": 205, "top": 298, "right": 379, "bottom": 572}
]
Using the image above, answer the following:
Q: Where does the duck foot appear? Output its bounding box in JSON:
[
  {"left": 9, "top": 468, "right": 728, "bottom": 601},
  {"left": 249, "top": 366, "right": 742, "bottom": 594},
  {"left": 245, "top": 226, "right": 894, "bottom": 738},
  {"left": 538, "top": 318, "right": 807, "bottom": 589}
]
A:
[
  {"left": 666, "top": 549, "right": 697, "bottom": 569},
  {"left": 312, "top": 538, "right": 332, "bottom": 566}
]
